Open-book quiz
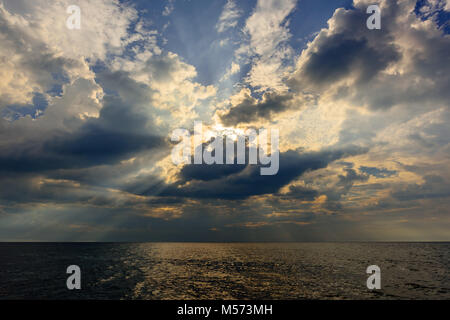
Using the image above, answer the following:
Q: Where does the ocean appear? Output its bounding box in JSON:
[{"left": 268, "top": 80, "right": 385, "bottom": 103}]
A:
[{"left": 0, "top": 242, "right": 448, "bottom": 299}]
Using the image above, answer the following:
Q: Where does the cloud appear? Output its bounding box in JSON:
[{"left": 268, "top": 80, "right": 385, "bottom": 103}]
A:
[
  {"left": 0, "top": 0, "right": 220, "bottom": 232},
  {"left": 0, "top": 3, "right": 91, "bottom": 112},
  {"left": 280, "top": 185, "right": 318, "bottom": 201},
  {"left": 2, "top": 0, "right": 138, "bottom": 60},
  {"left": 137, "top": 145, "right": 368, "bottom": 200},
  {"left": 359, "top": 166, "right": 397, "bottom": 178},
  {"left": 290, "top": 0, "right": 450, "bottom": 110},
  {"left": 216, "top": 0, "right": 242, "bottom": 33},
  {"left": 179, "top": 161, "right": 246, "bottom": 182},
  {"left": 0, "top": 70, "right": 166, "bottom": 174},
  {"left": 222, "top": 0, "right": 449, "bottom": 127},
  {"left": 0, "top": 0, "right": 449, "bottom": 241},
  {"left": 299, "top": 34, "right": 400, "bottom": 87},
  {"left": 391, "top": 175, "right": 450, "bottom": 201},
  {"left": 240, "top": 0, "right": 297, "bottom": 91},
  {"left": 143, "top": 52, "right": 197, "bottom": 84},
  {"left": 111, "top": 50, "right": 217, "bottom": 128},
  {"left": 221, "top": 61, "right": 240, "bottom": 81},
  {"left": 243, "top": 0, "right": 296, "bottom": 58},
  {"left": 220, "top": 90, "right": 294, "bottom": 125},
  {"left": 337, "top": 168, "right": 369, "bottom": 187}
]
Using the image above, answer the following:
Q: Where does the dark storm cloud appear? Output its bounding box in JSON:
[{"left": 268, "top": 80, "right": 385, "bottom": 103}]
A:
[
  {"left": 180, "top": 162, "right": 246, "bottom": 181},
  {"left": 0, "top": 172, "right": 96, "bottom": 204},
  {"left": 44, "top": 161, "right": 142, "bottom": 190},
  {"left": 288, "top": 0, "right": 450, "bottom": 111},
  {"left": 179, "top": 139, "right": 254, "bottom": 181},
  {"left": 0, "top": 71, "right": 166, "bottom": 174},
  {"left": 136, "top": 145, "right": 368, "bottom": 199},
  {"left": 220, "top": 91, "right": 294, "bottom": 126},
  {"left": 45, "top": 94, "right": 164, "bottom": 165},
  {"left": 47, "top": 125, "right": 163, "bottom": 167},
  {"left": 0, "top": 69, "right": 168, "bottom": 208},
  {"left": 300, "top": 34, "right": 400, "bottom": 86},
  {"left": 287, "top": 2, "right": 403, "bottom": 103},
  {"left": 0, "top": 104, "right": 165, "bottom": 173}
]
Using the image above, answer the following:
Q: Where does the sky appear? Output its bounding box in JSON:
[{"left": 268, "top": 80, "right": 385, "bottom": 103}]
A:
[{"left": 0, "top": 0, "right": 449, "bottom": 241}]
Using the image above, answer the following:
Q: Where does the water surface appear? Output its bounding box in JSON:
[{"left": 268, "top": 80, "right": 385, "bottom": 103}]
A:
[{"left": 0, "top": 242, "right": 448, "bottom": 299}]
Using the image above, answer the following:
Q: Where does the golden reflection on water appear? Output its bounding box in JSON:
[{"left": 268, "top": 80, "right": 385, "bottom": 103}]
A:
[{"left": 113, "top": 242, "right": 450, "bottom": 300}]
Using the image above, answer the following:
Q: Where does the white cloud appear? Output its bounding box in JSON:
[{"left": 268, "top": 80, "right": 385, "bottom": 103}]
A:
[
  {"left": 240, "top": 0, "right": 297, "bottom": 91},
  {"left": 221, "top": 61, "right": 240, "bottom": 81},
  {"left": 0, "top": 0, "right": 145, "bottom": 117},
  {"left": 244, "top": 0, "right": 296, "bottom": 57},
  {"left": 0, "top": 2, "right": 94, "bottom": 111},
  {"left": 216, "top": 0, "right": 242, "bottom": 33},
  {"left": 1, "top": 0, "right": 138, "bottom": 61}
]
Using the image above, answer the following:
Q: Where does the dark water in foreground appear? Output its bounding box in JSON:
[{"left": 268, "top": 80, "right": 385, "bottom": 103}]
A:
[{"left": 0, "top": 242, "right": 449, "bottom": 300}]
